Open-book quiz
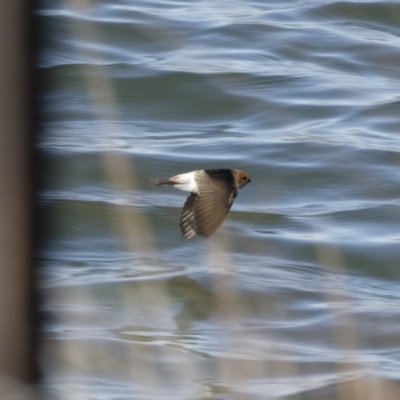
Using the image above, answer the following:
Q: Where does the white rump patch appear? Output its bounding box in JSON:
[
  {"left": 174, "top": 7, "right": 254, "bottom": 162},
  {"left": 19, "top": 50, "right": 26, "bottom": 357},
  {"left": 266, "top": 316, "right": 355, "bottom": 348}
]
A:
[{"left": 171, "top": 171, "right": 199, "bottom": 193}]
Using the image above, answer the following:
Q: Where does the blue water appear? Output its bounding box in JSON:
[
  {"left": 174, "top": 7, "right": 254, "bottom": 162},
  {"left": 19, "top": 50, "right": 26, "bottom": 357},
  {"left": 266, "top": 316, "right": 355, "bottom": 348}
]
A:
[{"left": 37, "top": 1, "right": 400, "bottom": 399}]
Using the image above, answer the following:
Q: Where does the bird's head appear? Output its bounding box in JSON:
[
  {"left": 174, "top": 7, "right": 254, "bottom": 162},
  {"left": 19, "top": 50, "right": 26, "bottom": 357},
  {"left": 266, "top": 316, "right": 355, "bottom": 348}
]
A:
[{"left": 233, "top": 169, "right": 252, "bottom": 189}]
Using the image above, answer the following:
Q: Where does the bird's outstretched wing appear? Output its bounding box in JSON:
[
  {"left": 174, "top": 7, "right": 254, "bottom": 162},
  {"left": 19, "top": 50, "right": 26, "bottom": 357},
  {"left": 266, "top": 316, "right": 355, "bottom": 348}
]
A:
[{"left": 180, "top": 173, "right": 237, "bottom": 238}]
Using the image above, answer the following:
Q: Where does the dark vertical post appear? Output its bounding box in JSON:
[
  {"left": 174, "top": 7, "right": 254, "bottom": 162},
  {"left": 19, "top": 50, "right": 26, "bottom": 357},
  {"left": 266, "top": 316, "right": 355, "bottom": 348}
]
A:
[{"left": 0, "top": 1, "right": 34, "bottom": 386}]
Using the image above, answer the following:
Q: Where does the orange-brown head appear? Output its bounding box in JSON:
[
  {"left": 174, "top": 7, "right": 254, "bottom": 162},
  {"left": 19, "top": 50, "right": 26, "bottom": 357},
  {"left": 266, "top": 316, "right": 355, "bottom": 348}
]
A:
[{"left": 233, "top": 169, "right": 252, "bottom": 189}]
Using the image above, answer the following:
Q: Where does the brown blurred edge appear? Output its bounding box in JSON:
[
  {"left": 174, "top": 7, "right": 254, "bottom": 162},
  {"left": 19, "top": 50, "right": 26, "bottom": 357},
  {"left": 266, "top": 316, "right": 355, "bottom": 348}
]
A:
[{"left": 0, "top": 0, "right": 38, "bottom": 394}]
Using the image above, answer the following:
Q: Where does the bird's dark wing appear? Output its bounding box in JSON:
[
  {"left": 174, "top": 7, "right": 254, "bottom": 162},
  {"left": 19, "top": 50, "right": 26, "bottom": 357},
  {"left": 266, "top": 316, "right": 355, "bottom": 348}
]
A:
[
  {"left": 180, "top": 173, "right": 237, "bottom": 238},
  {"left": 180, "top": 193, "right": 198, "bottom": 238}
]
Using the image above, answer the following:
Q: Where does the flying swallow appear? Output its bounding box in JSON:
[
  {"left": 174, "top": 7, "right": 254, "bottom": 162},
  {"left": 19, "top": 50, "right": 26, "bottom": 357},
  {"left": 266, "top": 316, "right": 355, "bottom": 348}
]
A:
[{"left": 153, "top": 169, "right": 252, "bottom": 238}]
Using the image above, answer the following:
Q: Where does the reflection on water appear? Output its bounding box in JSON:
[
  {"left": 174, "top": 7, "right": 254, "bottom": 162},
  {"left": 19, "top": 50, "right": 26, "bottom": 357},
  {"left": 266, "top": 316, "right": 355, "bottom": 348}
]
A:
[{"left": 37, "top": 0, "right": 400, "bottom": 399}]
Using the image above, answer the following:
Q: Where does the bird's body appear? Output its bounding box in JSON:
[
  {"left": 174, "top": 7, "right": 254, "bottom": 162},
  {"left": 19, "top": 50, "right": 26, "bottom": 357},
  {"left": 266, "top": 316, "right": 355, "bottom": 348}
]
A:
[{"left": 153, "top": 169, "right": 252, "bottom": 238}]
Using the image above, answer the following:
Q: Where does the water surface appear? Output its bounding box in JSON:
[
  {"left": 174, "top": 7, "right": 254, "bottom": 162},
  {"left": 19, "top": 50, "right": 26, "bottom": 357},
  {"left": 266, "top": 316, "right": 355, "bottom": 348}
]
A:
[{"left": 37, "top": 1, "right": 400, "bottom": 399}]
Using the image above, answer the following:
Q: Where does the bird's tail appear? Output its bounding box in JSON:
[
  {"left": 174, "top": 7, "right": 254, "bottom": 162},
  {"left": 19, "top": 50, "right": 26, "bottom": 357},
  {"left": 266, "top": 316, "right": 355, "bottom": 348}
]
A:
[{"left": 152, "top": 178, "right": 176, "bottom": 186}]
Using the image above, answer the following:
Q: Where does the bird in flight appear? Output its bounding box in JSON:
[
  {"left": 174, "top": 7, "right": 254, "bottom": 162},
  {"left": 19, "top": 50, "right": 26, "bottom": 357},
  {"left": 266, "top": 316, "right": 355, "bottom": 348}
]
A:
[{"left": 153, "top": 169, "right": 252, "bottom": 238}]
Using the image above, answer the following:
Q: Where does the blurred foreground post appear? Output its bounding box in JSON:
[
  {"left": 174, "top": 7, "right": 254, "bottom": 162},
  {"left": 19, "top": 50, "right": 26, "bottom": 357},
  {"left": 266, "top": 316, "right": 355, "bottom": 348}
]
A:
[{"left": 0, "top": 1, "right": 35, "bottom": 396}]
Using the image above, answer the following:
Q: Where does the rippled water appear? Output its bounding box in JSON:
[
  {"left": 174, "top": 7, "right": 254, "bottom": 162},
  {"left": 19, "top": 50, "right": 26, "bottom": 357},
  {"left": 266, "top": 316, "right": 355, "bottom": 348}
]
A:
[{"left": 37, "top": 1, "right": 400, "bottom": 399}]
